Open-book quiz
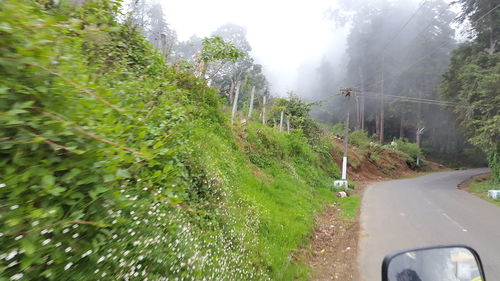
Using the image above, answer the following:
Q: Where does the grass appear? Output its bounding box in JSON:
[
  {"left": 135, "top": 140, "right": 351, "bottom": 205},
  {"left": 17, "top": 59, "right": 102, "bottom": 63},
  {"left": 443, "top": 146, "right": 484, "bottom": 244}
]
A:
[
  {"left": 468, "top": 178, "right": 500, "bottom": 206},
  {"left": 192, "top": 119, "right": 341, "bottom": 280},
  {"left": 338, "top": 196, "right": 361, "bottom": 221}
]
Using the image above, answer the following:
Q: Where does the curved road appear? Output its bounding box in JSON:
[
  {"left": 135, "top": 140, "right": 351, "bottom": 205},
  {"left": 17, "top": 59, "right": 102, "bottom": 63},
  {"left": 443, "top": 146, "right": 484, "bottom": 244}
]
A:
[{"left": 359, "top": 169, "right": 500, "bottom": 281}]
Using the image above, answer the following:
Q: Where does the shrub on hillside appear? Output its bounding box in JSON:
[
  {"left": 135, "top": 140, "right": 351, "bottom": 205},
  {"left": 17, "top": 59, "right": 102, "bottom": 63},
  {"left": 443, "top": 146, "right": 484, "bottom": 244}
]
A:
[
  {"left": 393, "top": 139, "right": 421, "bottom": 169},
  {"left": 0, "top": 1, "right": 267, "bottom": 280},
  {"left": 349, "top": 130, "right": 371, "bottom": 151}
]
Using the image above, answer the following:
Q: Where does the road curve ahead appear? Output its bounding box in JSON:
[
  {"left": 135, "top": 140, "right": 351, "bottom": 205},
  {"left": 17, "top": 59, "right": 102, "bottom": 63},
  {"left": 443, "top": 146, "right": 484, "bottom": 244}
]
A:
[{"left": 359, "top": 168, "right": 500, "bottom": 281}]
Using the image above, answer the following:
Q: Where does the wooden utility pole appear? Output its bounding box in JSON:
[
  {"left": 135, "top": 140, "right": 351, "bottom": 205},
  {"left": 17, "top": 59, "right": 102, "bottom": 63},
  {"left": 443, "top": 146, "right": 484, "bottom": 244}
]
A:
[
  {"left": 231, "top": 81, "right": 241, "bottom": 125},
  {"left": 287, "top": 118, "right": 290, "bottom": 133},
  {"left": 416, "top": 127, "right": 424, "bottom": 166},
  {"left": 339, "top": 88, "right": 359, "bottom": 181},
  {"left": 262, "top": 96, "right": 267, "bottom": 125}
]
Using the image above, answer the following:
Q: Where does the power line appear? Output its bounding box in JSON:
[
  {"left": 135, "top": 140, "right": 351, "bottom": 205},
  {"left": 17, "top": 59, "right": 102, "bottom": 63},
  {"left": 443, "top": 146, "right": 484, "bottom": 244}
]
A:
[
  {"left": 381, "top": 0, "right": 429, "bottom": 52},
  {"left": 359, "top": 2, "right": 500, "bottom": 91},
  {"left": 360, "top": 92, "right": 466, "bottom": 107},
  {"left": 363, "top": 39, "right": 452, "bottom": 90},
  {"left": 474, "top": 2, "right": 500, "bottom": 23},
  {"left": 334, "top": 91, "right": 465, "bottom": 107}
]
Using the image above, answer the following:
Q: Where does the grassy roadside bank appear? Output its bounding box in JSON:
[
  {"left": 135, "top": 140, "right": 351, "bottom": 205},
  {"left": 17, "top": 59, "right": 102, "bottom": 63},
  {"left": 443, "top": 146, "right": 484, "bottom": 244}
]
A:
[
  {"left": 461, "top": 173, "right": 500, "bottom": 206},
  {"left": 0, "top": 1, "right": 345, "bottom": 280}
]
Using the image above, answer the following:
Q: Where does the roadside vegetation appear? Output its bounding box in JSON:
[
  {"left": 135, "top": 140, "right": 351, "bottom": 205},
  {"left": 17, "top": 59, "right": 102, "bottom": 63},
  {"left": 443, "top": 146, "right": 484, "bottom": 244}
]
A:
[
  {"left": 0, "top": 1, "right": 361, "bottom": 280},
  {"left": 468, "top": 176, "right": 500, "bottom": 206},
  {"left": 345, "top": 129, "right": 424, "bottom": 173}
]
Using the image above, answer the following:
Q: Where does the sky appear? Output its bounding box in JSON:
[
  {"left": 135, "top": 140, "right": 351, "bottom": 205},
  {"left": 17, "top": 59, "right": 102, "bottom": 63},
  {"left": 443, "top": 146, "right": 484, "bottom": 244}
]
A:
[
  {"left": 158, "top": 0, "right": 346, "bottom": 95},
  {"left": 157, "top": 0, "right": 463, "bottom": 95}
]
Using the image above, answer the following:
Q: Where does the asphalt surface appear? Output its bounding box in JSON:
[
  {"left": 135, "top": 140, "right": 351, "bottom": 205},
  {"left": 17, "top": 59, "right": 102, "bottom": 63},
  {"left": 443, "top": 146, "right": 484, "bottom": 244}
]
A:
[{"left": 359, "top": 168, "right": 500, "bottom": 281}]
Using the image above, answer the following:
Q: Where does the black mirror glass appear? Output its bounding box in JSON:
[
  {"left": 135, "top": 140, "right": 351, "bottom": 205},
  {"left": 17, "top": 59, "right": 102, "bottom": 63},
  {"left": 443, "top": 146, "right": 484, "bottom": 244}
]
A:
[{"left": 384, "top": 246, "right": 484, "bottom": 281}]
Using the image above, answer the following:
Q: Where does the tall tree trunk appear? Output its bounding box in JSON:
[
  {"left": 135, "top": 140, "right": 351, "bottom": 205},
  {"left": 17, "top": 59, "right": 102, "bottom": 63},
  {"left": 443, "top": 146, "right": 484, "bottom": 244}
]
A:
[
  {"left": 361, "top": 95, "right": 365, "bottom": 131},
  {"left": 231, "top": 81, "right": 241, "bottom": 125},
  {"left": 262, "top": 96, "right": 267, "bottom": 125},
  {"left": 400, "top": 107, "right": 405, "bottom": 139},
  {"left": 229, "top": 79, "right": 235, "bottom": 105},
  {"left": 358, "top": 66, "right": 365, "bottom": 131},
  {"left": 248, "top": 86, "right": 255, "bottom": 118},
  {"left": 355, "top": 95, "right": 360, "bottom": 130},
  {"left": 279, "top": 111, "right": 284, "bottom": 132}
]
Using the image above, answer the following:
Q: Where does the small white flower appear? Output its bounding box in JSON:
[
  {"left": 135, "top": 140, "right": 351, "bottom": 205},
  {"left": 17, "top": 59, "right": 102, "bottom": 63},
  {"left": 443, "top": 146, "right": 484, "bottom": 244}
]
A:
[
  {"left": 42, "top": 239, "right": 51, "bottom": 246},
  {"left": 7, "top": 261, "right": 18, "bottom": 267},
  {"left": 32, "top": 220, "right": 40, "bottom": 226},
  {"left": 81, "top": 250, "right": 92, "bottom": 258},
  {"left": 64, "top": 262, "right": 73, "bottom": 270},
  {"left": 49, "top": 209, "right": 56, "bottom": 214},
  {"left": 55, "top": 242, "right": 62, "bottom": 247},
  {"left": 62, "top": 228, "right": 69, "bottom": 234},
  {"left": 0, "top": 183, "right": 6, "bottom": 188},
  {"left": 0, "top": 232, "right": 3, "bottom": 237},
  {"left": 123, "top": 250, "right": 130, "bottom": 256},
  {"left": 10, "top": 273, "right": 23, "bottom": 280},
  {"left": 65, "top": 247, "right": 72, "bottom": 253},
  {"left": 47, "top": 260, "right": 54, "bottom": 265},
  {"left": 10, "top": 205, "right": 19, "bottom": 210},
  {"left": 14, "top": 235, "right": 22, "bottom": 240},
  {"left": 72, "top": 233, "right": 79, "bottom": 238},
  {"left": 72, "top": 224, "right": 78, "bottom": 229},
  {"left": 97, "top": 256, "right": 105, "bottom": 263}
]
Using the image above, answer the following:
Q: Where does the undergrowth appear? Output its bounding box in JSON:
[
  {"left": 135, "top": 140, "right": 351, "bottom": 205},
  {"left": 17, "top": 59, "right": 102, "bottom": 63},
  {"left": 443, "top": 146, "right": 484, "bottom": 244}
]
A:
[
  {"left": 0, "top": 1, "right": 341, "bottom": 280},
  {"left": 469, "top": 178, "right": 500, "bottom": 206}
]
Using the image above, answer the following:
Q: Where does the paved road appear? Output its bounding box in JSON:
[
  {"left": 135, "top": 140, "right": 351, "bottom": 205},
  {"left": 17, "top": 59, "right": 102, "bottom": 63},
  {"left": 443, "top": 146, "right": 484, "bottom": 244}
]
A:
[{"left": 359, "top": 169, "right": 500, "bottom": 281}]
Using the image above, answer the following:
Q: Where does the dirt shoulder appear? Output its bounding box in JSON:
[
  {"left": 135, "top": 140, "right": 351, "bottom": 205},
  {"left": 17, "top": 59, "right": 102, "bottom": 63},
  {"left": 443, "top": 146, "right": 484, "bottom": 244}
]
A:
[
  {"left": 298, "top": 140, "right": 447, "bottom": 280},
  {"left": 303, "top": 188, "right": 364, "bottom": 281},
  {"left": 457, "top": 172, "right": 491, "bottom": 191},
  {"left": 303, "top": 167, "right": 447, "bottom": 280}
]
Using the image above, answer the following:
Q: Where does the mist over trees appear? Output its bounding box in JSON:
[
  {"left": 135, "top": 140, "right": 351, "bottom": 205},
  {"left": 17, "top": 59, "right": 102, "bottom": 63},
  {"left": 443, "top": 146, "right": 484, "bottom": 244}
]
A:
[
  {"left": 124, "top": 0, "right": 495, "bottom": 169},
  {"left": 304, "top": 0, "right": 491, "bottom": 167}
]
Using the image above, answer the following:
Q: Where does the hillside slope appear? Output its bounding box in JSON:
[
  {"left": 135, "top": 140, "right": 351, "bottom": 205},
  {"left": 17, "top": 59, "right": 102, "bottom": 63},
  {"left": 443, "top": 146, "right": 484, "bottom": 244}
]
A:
[
  {"left": 0, "top": 1, "right": 342, "bottom": 280},
  {"left": 0, "top": 1, "right": 423, "bottom": 281}
]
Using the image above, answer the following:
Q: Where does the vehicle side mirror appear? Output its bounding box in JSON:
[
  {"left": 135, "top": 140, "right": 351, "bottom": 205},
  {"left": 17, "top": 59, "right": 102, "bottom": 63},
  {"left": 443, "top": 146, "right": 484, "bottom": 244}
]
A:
[{"left": 382, "top": 245, "right": 486, "bottom": 281}]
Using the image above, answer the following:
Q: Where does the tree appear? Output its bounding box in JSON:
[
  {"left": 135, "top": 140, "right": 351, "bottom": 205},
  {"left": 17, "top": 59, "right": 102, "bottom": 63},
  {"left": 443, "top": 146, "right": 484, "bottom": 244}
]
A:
[
  {"left": 147, "top": 2, "right": 176, "bottom": 61},
  {"left": 126, "top": 0, "right": 177, "bottom": 61},
  {"left": 456, "top": 0, "right": 500, "bottom": 54},
  {"left": 440, "top": 0, "right": 500, "bottom": 181},
  {"left": 195, "top": 36, "right": 245, "bottom": 77}
]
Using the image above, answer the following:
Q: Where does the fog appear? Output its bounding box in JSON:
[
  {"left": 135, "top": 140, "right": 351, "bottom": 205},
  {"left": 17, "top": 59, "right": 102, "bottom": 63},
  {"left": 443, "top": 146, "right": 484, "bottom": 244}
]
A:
[
  {"left": 158, "top": 0, "right": 348, "bottom": 95},
  {"left": 125, "top": 0, "right": 479, "bottom": 165}
]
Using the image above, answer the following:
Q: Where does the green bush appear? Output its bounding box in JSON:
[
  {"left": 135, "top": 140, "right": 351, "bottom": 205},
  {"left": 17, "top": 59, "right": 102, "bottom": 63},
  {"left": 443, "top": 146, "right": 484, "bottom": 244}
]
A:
[
  {"left": 331, "top": 122, "right": 345, "bottom": 136},
  {"left": 349, "top": 130, "right": 371, "bottom": 151},
  {"left": 393, "top": 139, "right": 421, "bottom": 168},
  {"left": 488, "top": 145, "right": 500, "bottom": 184}
]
